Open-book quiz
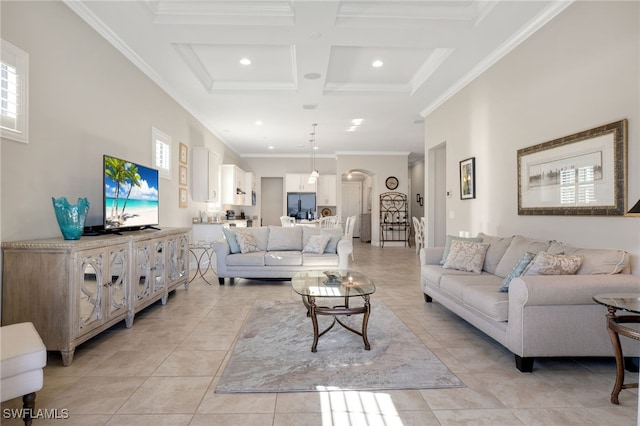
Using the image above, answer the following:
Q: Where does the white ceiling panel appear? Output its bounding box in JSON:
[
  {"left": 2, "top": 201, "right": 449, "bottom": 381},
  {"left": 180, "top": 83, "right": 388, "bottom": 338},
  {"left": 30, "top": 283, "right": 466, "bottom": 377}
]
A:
[{"left": 65, "top": 0, "right": 572, "bottom": 159}]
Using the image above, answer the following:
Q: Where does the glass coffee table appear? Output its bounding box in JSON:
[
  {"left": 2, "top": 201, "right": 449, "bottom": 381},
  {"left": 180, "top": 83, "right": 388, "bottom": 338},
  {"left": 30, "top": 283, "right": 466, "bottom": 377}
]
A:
[
  {"left": 292, "top": 270, "right": 376, "bottom": 352},
  {"left": 593, "top": 293, "right": 640, "bottom": 404}
]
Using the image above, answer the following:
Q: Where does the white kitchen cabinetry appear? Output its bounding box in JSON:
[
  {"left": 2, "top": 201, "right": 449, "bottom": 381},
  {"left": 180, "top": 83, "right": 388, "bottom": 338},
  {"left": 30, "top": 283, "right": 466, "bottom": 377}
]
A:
[
  {"left": 192, "top": 147, "right": 221, "bottom": 202},
  {"left": 285, "top": 173, "right": 316, "bottom": 193},
  {"left": 244, "top": 172, "right": 254, "bottom": 206},
  {"left": 221, "top": 164, "right": 247, "bottom": 205},
  {"left": 317, "top": 174, "right": 337, "bottom": 205},
  {"left": 1, "top": 228, "right": 189, "bottom": 366}
]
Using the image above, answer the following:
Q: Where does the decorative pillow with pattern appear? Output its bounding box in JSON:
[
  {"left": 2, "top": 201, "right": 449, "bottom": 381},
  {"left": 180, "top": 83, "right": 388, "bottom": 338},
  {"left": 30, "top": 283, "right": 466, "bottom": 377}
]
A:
[
  {"left": 303, "top": 234, "right": 332, "bottom": 254},
  {"left": 523, "top": 251, "right": 583, "bottom": 276},
  {"left": 440, "top": 235, "right": 483, "bottom": 265},
  {"left": 498, "top": 251, "right": 536, "bottom": 292},
  {"left": 442, "top": 240, "right": 490, "bottom": 273},
  {"left": 235, "top": 229, "right": 261, "bottom": 253}
]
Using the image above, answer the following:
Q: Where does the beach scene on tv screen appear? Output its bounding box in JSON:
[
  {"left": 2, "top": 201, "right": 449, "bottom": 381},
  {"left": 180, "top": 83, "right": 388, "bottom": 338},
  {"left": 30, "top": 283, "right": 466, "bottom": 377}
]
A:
[{"left": 104, "top": 156, "right": 159, "bottom": 229}]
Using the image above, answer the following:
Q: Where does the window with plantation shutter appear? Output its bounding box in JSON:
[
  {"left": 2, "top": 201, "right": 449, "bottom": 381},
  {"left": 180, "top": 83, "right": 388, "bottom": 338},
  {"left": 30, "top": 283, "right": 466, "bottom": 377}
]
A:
[
  {"left": 152, "top": 126, "right": 171, "bottom": 179},
  {"left": 1, "top": 39, "right": 28, "bottom": 144}
]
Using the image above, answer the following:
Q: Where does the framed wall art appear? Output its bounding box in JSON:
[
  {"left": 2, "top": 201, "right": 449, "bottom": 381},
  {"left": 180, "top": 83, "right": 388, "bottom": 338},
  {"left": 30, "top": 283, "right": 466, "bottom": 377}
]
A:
[
  {"left": 517, "top": 119, "right": 627, "bottom": 216},
  {"left": 179, "top": 187, "right": 188, "bottom": 208},
  {"left": 460, "top": 157, "right": 475, "bottom": 200},
  {"left": 179, "top": 165, "right": 188, "bottom": 187},
  {"left": 179, "top": 142, "right": 188, "bottom": 165}
]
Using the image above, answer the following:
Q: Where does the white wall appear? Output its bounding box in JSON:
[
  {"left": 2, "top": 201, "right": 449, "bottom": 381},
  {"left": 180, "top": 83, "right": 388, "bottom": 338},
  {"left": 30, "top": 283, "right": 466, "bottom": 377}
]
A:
[
  {"left": 424, "top": 1, "right": 640, "bottom": 273},
  {"left": 0, "top": 1, "right": 237, "bottom": 242}
]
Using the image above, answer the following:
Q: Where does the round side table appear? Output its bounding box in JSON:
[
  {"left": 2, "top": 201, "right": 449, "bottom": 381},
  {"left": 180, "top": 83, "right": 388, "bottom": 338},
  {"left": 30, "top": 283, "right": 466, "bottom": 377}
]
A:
[
  {"left": 188, "top": 243, "right": 215, "bottom": 285},
  {"left": 593, "top": 293, "right": 640, "bottom": 404}
]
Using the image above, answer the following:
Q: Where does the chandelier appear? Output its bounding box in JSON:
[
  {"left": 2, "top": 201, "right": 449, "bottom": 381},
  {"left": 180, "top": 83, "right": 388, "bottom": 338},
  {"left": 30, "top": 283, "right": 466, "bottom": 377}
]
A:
[{"left": 308, "top": 123, "right": 319, "bottom": 184}]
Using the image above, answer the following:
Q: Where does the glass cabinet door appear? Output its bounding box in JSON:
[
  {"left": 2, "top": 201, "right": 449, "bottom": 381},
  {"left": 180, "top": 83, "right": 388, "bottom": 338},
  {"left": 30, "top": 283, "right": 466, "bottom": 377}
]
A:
[
  {"left": 167, "top": 235, "right": 189, "bottom": 284},
  {"left": 151, "top": 239, "right": 166, "bottom": 296},
  {"left": 106, "top": 247, "right": 128, "bottom": 319},
  {"left": 78, "top": 251, "right": 104, "bottom": 336},
  {"left": 134, "top": 242, "right": 152, "bottom": 306}
]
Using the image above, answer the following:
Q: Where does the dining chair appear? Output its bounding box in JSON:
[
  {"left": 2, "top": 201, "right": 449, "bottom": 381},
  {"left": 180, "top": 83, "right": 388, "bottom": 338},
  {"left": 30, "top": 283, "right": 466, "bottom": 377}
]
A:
[
  {"left": 412, "top": 216, "right": 425, "bottom": 254},
  {"left": 280, "top": 216, "right": 296, "bottom": 227},
  {"left": 344, "top": 215, "right": 357, "bottom": 261},
  {"left": 319, "top": 215, "right": 340, "bottom": 229}
]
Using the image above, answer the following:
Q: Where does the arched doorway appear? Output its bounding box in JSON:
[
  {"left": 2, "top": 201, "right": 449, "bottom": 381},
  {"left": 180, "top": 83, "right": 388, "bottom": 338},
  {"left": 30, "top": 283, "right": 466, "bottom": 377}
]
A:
[{"left": 341, "top": 170, "right": 373, "bottom": 242}]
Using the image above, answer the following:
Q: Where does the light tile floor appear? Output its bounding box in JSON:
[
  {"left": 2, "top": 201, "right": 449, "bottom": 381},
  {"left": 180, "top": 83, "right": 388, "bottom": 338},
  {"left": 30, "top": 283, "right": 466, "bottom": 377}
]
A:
[{"left": 2, "top": 242, "right": 638, "bottom": 425}]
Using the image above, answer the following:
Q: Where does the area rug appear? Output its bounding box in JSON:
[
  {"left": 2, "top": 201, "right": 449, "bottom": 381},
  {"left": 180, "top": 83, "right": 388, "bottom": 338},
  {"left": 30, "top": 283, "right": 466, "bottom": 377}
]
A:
[{"left": 215, "top": 299, "right": 464, "bottom": 393}]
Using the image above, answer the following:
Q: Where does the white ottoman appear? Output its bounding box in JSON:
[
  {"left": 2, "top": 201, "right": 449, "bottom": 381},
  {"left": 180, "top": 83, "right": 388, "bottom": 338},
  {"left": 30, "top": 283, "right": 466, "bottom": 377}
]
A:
[{"left": 1, "top": 322, "right": 47, "bottom": 426}]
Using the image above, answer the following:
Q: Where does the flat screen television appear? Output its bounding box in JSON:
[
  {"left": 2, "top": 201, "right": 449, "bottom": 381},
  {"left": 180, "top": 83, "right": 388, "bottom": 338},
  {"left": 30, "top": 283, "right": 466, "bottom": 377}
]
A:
[{"left": 103, "top": 154, "right": 159, "bottom": 231}]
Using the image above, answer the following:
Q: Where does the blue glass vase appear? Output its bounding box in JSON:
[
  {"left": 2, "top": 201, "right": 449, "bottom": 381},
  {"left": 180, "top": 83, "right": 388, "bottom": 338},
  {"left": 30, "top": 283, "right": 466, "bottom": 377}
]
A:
[{"left": 52, "top": 197, "right": 90, "bottom": 240}]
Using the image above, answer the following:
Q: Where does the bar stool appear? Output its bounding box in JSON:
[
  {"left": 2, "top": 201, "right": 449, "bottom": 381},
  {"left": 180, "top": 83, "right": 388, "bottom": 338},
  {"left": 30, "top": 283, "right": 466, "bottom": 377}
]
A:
[{"left": 1, "top": 322, "right": 47, "bottom": 426}]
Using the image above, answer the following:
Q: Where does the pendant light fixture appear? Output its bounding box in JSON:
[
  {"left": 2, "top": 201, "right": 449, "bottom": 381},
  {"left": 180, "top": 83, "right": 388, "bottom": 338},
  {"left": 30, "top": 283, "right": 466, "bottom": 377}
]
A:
[{"left": 308, "top": 123, "right": 319, "bottom": 184}]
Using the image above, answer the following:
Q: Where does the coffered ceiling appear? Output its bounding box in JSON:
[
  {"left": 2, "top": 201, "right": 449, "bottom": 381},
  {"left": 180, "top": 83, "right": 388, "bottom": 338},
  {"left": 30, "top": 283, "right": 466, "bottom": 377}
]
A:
[{"left": 65, "top": 1, "right": 571, "bottom": 161}]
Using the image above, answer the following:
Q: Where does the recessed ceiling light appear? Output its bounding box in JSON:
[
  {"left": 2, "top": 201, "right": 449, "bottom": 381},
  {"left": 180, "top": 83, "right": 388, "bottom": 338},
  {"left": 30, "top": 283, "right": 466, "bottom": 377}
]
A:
[
  {"left": 268, "top": 146, "right": 274, "bottom": 150},
  {"left": 304, "top": 72, "right": 322, "bottom": 80},
  {"left": 372, "top": 60, "right": 384, "bottom": 68},
  {"left": 240, "top": 58, "right": 251, "bottom": 66},
  {"left": 351, "top": 118, "right": 364, "bottom": 125},
  {"left": 255, "top": 120, "right": 263, "bottom": 126},
  {"left": 346, "top": 126, "right": 358, "bottom": 132}
]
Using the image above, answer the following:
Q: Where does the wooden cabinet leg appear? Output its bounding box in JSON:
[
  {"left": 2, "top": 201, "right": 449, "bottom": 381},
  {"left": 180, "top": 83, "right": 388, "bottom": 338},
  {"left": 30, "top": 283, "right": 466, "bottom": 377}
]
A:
[{"left": 61, "top": 349, "right": 75, "bottom": 366}]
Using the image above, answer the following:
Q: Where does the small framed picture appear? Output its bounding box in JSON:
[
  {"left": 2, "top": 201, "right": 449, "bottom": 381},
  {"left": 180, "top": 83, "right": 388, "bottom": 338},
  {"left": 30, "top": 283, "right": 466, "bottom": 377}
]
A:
[
  {"left": 179, "top": 142, "right": 188, "bottom": 165},
  {"left": 460, "top": 157, "right": 476, "bottom": 200},
  {"left": 179, "top": 187, "right": 188, "bottom": 208},
  {"left": 179, "top": 165, "right": 188, "bottom": 187}
]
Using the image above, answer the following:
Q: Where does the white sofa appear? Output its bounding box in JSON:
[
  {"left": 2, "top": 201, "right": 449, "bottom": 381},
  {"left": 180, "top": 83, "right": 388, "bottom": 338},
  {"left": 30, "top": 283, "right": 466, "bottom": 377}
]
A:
[
  {"left": 212, "top": 225, "right": 352, "bottom": 284},
  {"left": 420, "top": 233, "right": 640, "bottom": 372}
]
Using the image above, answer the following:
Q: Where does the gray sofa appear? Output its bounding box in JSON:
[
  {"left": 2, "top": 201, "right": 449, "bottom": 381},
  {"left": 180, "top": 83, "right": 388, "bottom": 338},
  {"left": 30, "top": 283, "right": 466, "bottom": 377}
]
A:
[
  {"left": 420, "top": 233, "right": 640, "bottom": 372},
  {"left": 212, "top": 225, "right": 352, "bottom": 284}
]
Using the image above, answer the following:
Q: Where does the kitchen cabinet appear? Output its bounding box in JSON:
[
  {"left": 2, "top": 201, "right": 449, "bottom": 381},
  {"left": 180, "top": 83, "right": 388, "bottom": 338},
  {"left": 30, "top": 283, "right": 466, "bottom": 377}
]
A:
[
  {"left": 317, "top": 174, "right": 337, "bottom": 205},
  {"left": 244, "top": 172, "right": 254, "bottom": 206},
  {"left": 192, "top": 147, "right": 221, "bottom": 202},
  {"left": 285, "top": 173, "right": 316, "bottom": 193},
  {"left": 221, "top": 164, "right": 247, "bottom": 205},
  {"left": 1, "top": 228, "right": 189, "bottom": 365}
]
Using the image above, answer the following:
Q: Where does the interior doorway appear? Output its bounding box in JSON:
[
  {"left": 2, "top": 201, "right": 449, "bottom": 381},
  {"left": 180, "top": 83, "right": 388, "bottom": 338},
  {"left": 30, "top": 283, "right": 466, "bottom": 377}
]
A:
[
  {"left": 341, "top": 181, "right": 362, "bottom": 238},
  {"left": 261, "top": 177, "right": 283, "bottom": 226},
  {"left": 428, "top": 143, "right": 447, "bottom": 247}
]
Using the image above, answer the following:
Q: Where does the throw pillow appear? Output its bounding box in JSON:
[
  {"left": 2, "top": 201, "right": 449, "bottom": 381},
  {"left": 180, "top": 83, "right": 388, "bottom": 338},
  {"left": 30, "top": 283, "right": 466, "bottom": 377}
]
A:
[
  {"left": 442, "top": 240, "right": 490, "bottom": 273},
  {"left": 523, "top": 251, "right": 583, "bottom": 276},
  {"left": 498, "top": 251, "right": 536, "bottom": 292},
  {"left": 321, "top": 230, "right": 343, "bottom": 253},
  {"left": 222, "top": 228, "right": 241, "bottom": 254},
  {"left": 235, "top": 229, "right": 261, "bottom": 254},
  {"left": 303, "top": 234, "right": 332, "bottom": 254},
  {"left": 440, "top": 235, "right": 483, "bottom": 265}
]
